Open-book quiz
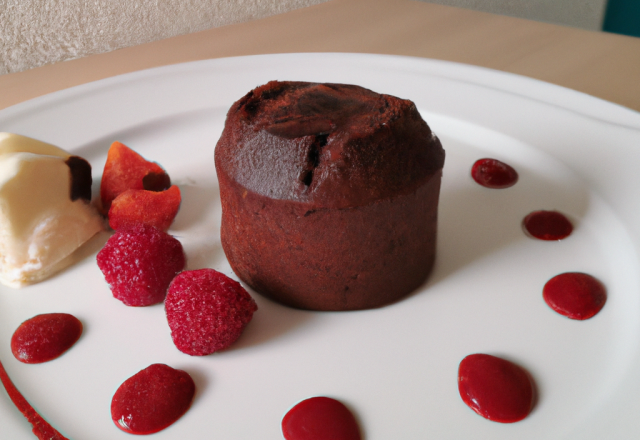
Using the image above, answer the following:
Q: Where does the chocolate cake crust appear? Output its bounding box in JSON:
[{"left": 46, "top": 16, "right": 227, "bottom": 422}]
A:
[{"left": 215, "top": 81, "right": 445, "bottom": 311}]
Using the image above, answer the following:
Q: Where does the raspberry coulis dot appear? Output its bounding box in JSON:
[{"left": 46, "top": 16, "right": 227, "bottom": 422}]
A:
[
  {"left": 523, "top": 210, "right": 573, "bottom": 240},
  {"left": 282, "top": 396, "right": 361, "bottom": 440},
  {"left": 111, "top": 363, "right": 195, "bottom": 435},
  {"left": 11, "top": 313, "right": 82, "bottom": 364},
  {"left": 458, "top": 353, "right": 534, "bottom": 423},
  {"left": 543, "top": 272, "right": 607, "bottom": 320},
  {"left": 471, "top": 158, "right": 519, "bottom": 189}
]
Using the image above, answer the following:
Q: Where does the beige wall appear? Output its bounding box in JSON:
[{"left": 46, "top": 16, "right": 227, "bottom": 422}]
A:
[
  {"left": 419, "top": 0, "right": 608, "bottom": 31},
  {"left": 0, "top": 0, "right": 329, "bottom": 75},
  {"left": 0, "top": 0, "right": 609, "bottom": 76}
]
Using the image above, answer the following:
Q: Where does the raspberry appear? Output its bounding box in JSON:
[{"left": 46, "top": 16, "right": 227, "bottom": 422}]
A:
[
  {"left": 97, "top": 224, "right": 185, "bottom": 306},
  {"left": 165, "top": 269, "right": 257, "bottom": 356}
]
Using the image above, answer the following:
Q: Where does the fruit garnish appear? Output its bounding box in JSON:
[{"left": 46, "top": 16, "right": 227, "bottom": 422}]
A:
[
  {"left": 11, "top": 313, "right": 83, "bottom": 364},
  {"left": 458, "top": 353, "right": 534, "bottom": 423},
  {"left": 471, "top": 158, "right": 518, "bottom": 189},
  {"left": 96, "top": 224, "right": 185, "bottom": 306},
  {"left": 108, "top": 185, "right": 181, "bottom": 232},
  {"left": 522, "top": 210, "right": 573, "bottom": 240},
  {"left": 282, "top": 396, "right": 362, "bottom": 440},
  {"left": 100, "top": 141, "right": 171, "bottom": 213},
  {"left": 165, "top": 268, "right": 257, "bottom": 356},
  {"left": 111, "top": 364, "right": 195, "bottom": 435},
  {"left": 543, "top": 272, "right": 607, "bottom": 320},
  {"left": 0, "top": 358, "right": 69, "bottom": 440}
]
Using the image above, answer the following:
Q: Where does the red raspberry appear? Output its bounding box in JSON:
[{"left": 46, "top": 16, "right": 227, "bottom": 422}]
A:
[
  {"left": 97, "top": 224, "right": 185, "bottom": 306},
  {"left": 165, "top": 269, "right": 257, "bottom": 356}
]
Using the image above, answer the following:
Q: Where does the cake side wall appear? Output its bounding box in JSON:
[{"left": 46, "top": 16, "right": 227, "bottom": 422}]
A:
[{"left": 217, "top": 168, "right": 442, "bottom": 311}]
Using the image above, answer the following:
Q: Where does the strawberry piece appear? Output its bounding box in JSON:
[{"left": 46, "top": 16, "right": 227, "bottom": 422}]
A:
[
  {"left": 109, "top": 185, "right": 181, "bottom": 232},
  {"left": 97, "top": 224, "right": 185, "bottom": 306},
  {"left": 100, "top": 141, "right": 171, "bottom": 213},
  {"left": 165, "top": 269, "right": 257, "bottom": 356}
]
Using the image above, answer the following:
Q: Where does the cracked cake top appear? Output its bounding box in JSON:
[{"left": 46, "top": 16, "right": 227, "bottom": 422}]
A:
[{"left": 215, "top": 81, "right": 445, "bottom": 209}]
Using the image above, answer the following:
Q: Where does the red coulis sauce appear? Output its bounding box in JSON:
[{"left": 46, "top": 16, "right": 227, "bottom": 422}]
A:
[
  {"left": 282, "top": 396, "right": 361, "bottom": 440},
  {"left": 523, "top": 210, "right": 573, "bottom": 240},
  {"left": 458, "top": 353, "right": 534, "bottom": 423},
  {"left": 543, "top": 272, "right": 606, "bottom": 320},
  {"left": 111, "top": 363, "right": 195, "bottom": 435},
  {"left": 11, "top": 313, "right": 83, "bottom": 364},
  {"left": 471, "top": 158, "right": 519, "bottom": 189},
  {"left": 0, "top": 358, "right": 69, "bottom": 440}
]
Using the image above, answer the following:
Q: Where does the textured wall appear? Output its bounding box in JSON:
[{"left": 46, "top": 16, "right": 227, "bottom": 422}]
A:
[
  {"left": 1, "top": 0, "right": 609, "bottom": 76},
  {"left": 420, "top": 0, "right": 608, "bottom": 31},
  {"left": 0, "top": 0, "right": 329, "bottom": 75}
]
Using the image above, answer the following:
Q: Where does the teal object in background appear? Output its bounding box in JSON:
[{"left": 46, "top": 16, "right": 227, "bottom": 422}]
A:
[{"left": 603, "top": 0, "right": 640, "bottom": 37}]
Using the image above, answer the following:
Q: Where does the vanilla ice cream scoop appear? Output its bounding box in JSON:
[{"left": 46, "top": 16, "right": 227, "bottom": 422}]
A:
[{"left": 0, "top": 133, "right": 104, "bottom": 287}]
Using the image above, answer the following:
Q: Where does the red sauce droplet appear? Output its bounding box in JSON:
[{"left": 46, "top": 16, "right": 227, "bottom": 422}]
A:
[
  {"left": 11, "top": 313, "right": 83, "bottom": 364},
  {"left": 0, "top": 358, "right": 69, "bottom": 440},
  {"left": 458, "top": 353, "right": 534, "bottom": 423},
  {"left": 282, "top": 396, "right": 361, "bottom": 440},
  {"left": 111, "top": 363, "right": 195, "bottom": 435},
  {"left": 543, "top": 272, "right": 606, "bottom": 320},
  {"left": 471, "top": 158, "right": 518, "bottom": 189},
  {"left": 523, "top": 210, "right": 573, "bottom": 240}
]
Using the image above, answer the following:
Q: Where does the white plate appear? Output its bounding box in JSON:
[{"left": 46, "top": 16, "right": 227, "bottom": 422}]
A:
[{"left": 1, "top": 53, "right": 640, "bottom": 440}]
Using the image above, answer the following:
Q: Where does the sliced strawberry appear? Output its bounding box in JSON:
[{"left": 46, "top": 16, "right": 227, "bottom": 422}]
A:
[
  {"left": 100, "top": 141, "right": 170, "bottom": 213},
  {"left": 109, "top": 186, "right": 181, "bottom": 232}
]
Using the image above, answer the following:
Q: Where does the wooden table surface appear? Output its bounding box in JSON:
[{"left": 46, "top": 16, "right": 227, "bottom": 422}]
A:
[{"left": 1, "top": 0, "right": 639, "bottom": 113}]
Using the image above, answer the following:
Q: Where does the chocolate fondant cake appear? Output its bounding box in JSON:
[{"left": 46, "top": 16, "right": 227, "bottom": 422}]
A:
[{"left": 214, "top": 81, "right": 445, "bottom": 311}]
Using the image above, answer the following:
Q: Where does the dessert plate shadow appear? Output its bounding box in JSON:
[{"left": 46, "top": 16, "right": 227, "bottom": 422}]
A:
[{"left": 0, "top": 53, "right": 640, "bottom": 440}]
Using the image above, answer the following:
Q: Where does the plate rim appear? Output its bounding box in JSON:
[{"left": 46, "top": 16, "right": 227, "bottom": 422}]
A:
[{"left": 0, "top": 52, "right": 639, "bottom": 440}]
